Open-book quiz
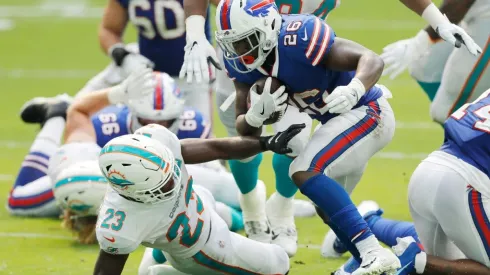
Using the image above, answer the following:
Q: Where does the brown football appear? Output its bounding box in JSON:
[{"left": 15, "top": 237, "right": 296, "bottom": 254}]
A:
[{"left": 247, "top": 77, "right": 288, "bottom": 125}]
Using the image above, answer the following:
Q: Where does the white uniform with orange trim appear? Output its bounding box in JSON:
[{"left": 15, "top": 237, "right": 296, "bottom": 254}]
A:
[
  {"left": 409, "top": 0, "right": 490, "bottom": 124},
  {"left": 95, "top": 126, "right": 289, "bottom": 275}
]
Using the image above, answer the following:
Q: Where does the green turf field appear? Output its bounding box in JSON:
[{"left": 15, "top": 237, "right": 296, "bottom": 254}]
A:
[{"left": 0, "top": 0, "right": 443, "bottom": 274}]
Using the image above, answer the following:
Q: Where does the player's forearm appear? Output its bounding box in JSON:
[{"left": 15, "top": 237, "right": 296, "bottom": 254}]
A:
[
  {"left": 354, "top": 52, "right": 384, "bottom": 91},
  {"left": 184, "top": 0, "right": 208, "bottom": 18},
  {"left": 420, "top": 255, "right": 490, "bottom": 275},
  {"left": 70, "top": 89, "right": 112, "bottom": 118},
  {"left": 98, "top": 0, "right": 127, "bottom": 54},
  {"left": 181, "top": 137, "right": 264, "bottom": 164},
  {"left": 400, "top": 0, "right": 432, "bottom": 15},
  {"left": 99, "top": 27, "right": 124, "bottom": 54},
  {"left": 236, "top": 115, "right": 262, "bottom": 137},
  {"left": 423, "top": 0, "right": 476, "bottom": 40}
]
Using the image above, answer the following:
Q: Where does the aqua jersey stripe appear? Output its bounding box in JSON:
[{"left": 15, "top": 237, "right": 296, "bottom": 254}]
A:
[
  {"left": 416, "top": 81, "right": 440, "bottom": 102},
  {"left": 451, "top": 42, "right": 490, "bottom": 112},
  {"left": 193, "top": 251, "right": 262, "bottom": 275},
  {"left": 54, "top": 175, "right": 107, "bottom": 188},
  {"left": 100, "top": 144, "right": 166, "bottom": 169}
]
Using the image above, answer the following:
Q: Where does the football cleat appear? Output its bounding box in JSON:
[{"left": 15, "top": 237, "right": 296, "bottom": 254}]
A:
[
  {"left": 244, "top": 220, "right": 272, "bottom": 243},
  {"left": 271, "top": 224, "right": 298, "bottom": 257},
  {"left": 392, "top": 237, "right": 424, "bottom": 275},
  {"left": 20, "top": 94, "right": 72, "bottom": 125},
  {"left": 352, "top": 247, "right": 400, "bottom": 275},
  {"left": 322, "top": 200, "right": 383, "bottom": 258},
  {"left": 331, "top": 256, "right": 361, "bottom": 275}
]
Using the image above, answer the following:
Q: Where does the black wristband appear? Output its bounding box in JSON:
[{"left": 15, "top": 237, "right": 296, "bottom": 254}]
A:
[
  {"left": 258, "top": 136, "right": 270, "bottom": 151},
  {"left": 111, "top": 46, "right": 130, "bottom": 66}
]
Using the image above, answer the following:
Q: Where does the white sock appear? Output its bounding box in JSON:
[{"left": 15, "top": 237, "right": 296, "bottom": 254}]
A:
[
  {"left": 266, "top": 192, "right": 294, "bottom": 226},
  {"left": 415, "top": 252, "right": 427, "bottom": 274},
  {"left": 30, "top": 117, "right": 65, "bottom": 156},
  {"left": 239, "top": 181, "right": 267, "bottom": 222},
  {"left": 355, "top": 235, "right": 383, "bottom": 258}
]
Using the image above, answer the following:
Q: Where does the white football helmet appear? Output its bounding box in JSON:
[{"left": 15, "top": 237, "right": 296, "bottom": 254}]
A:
[
  {"left": 99, "top": 134, "right": 181, "bottom": 204},
  {"left": 53, "top": 160, "right": 108, "bottom": 217},
  {"left": 128, "top": 72, "right": 185, "bottom": 134},
  {"left": 215, "top": 0, "right": 282, "bottom": 73}
]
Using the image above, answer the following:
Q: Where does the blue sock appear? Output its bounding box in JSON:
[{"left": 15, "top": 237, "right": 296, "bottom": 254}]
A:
[
  {"left": 300, "top": 174, "right": 373, "bottom": 244},
  {"left": 328, "top": 221, "right": 361, "bottom": 262},
  {"left": 14, "top": 151, "right": 50, "bottom": 188},
  {"left": 152, "top": 249, "right": 167, "bottom": 264},
  {"left": 272, "top": 153, "right": 298, "bottom": 198},
  {"left": 416, "top": 81, "right": 440, "bottom": 102},
  {"left": 228, "top": 153, "right": 263, "bottom": 194},
  {"left": 368, "top": 216, "right": 420, "bottom": 247},
  {"left": 229, "top": 208, "right": 244, "bottom": 232}
]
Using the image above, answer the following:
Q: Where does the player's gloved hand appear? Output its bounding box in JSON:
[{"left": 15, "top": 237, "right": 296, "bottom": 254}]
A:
[
  {"left": 324, "top": 78, "right": 365, "bottom": 114},
  {"left": 381, "top": 30, "right": 433, "bottom": 80},
  {"left": 421, "top": 3, "right": 481, "bottom": 55},
  {"left": 245, "top": 77, "right": 288, "bottom": 128},
  {"left": 108, "top": 68, "right": 155, "bottom": 104},
  {"left": 109, "top": 43, "right": 155, "bottom": 78},
  {"left": 260, "top": 123, "right": 306, "bottom": 154},
  {"left": 435, "top": 21, "right": 482, "bottom": 55},
  {"left": 179, "top": 15, "right": 222, "bottom": 83}
]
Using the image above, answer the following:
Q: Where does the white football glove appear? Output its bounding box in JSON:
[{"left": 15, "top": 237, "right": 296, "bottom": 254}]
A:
[
  {"left": 435, "top": 21, "right": 482, "bottom": 55},
  {"left": 179, "top": 15, "right": 221, "bottom": 84},
  {"left": 245, "top": 77, "right": 288, "bottom": 128},
  {"left": 325, "top": 78, "right": 365, "bottom": 114},
  {"left": 120, "top": 53, "right": 155, "bottom": 78},
  {"left": 421, "top": 3, "right": 481, "bottom": 56},
  {"left": 108, "top": 68, "right": 155, "bottom": 104},
  {"left": 381, "top": 30, "right": 433, "bottom": 80}
]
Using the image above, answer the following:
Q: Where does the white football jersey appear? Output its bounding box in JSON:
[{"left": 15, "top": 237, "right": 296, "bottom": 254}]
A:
[
  {"left": 465, "top": 0, "right": 490, "bottom": 20},
  {"left": 95, "top": 126, "right": 211, "bottom": 258}
]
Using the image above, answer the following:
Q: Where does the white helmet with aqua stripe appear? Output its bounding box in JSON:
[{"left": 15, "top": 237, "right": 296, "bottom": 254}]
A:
[
  {"left": 53, "top": 160, "right": 108, "bottom": 217},
  {"left": 98, "top": 133, "right": 182, "bottom": 204},
  {"left": 128, "top": 71, "right": 185, "bottom": 134}
]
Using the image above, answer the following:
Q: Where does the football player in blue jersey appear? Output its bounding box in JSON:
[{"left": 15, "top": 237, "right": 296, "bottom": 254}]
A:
[
  {"left": 97, "top": 0, "right": 214, "bottom": 128},
  {"left": 214, "top": 0, "right": 402, "bottom": 274}
]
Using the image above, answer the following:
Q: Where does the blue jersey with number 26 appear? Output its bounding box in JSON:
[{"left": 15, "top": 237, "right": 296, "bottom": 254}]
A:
[
  {"left": 117, "top": 0, "right": 211, "bottom": 76},
  {"left": 92, "top": 106, "right": 210, "bottom": 147},
  {"left": 442, "top": 89, "right": 490, "bottom": 178},
  {"left": 225, "top": 14, "right": 382, "bottom": 124}
]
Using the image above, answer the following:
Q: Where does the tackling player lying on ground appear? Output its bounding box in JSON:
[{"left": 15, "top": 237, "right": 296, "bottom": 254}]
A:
[
  {"left": 215, "top": 0, "right": 400, "bottom": 274},
  {"left": 382, "top": 0, "right": 489, "bottom": 125},
  {"left": 93, "top": 124, "right": 305, "bottom": 275},
  {"left": 321, "top": 201, "right": 490, "bottom": 275},
  {"left": 98, "top": 0, "right": 214, "bottom": 123}
]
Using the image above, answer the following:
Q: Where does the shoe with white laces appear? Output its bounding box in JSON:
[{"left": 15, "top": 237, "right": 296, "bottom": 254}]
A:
[
  {"left": 352, "top": 247, "right": 400, "bottom": 275},
  {"left": 321, "top": 200, "right": 382, "bottom": 258},
  {"left": 244, "top": 220, "right": 272, "bottom": 243},
  {"left": 19, "top": 93, "right": 72, "bottom": 125},
  {"left": 331, "top": 256, "right": 361, "bottom": 275},
  {"left": 271, "top": 224, "right": 298, "bottom": 257},
  {"left": 392, "top": 237, "right": 424, "bottom": 275}
]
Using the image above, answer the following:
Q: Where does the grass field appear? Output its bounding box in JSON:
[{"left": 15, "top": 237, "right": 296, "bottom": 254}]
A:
[{"left": 0, "top": 0, "right": 444, "bottom": 274}]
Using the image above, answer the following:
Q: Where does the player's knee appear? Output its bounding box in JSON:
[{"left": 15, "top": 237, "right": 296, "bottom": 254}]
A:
[
  {"left": 271, "top": 244, "right": 290, "bottom": 274},
  {"left": 429, "top": 102, "right": 447, "bottom": 125}
]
